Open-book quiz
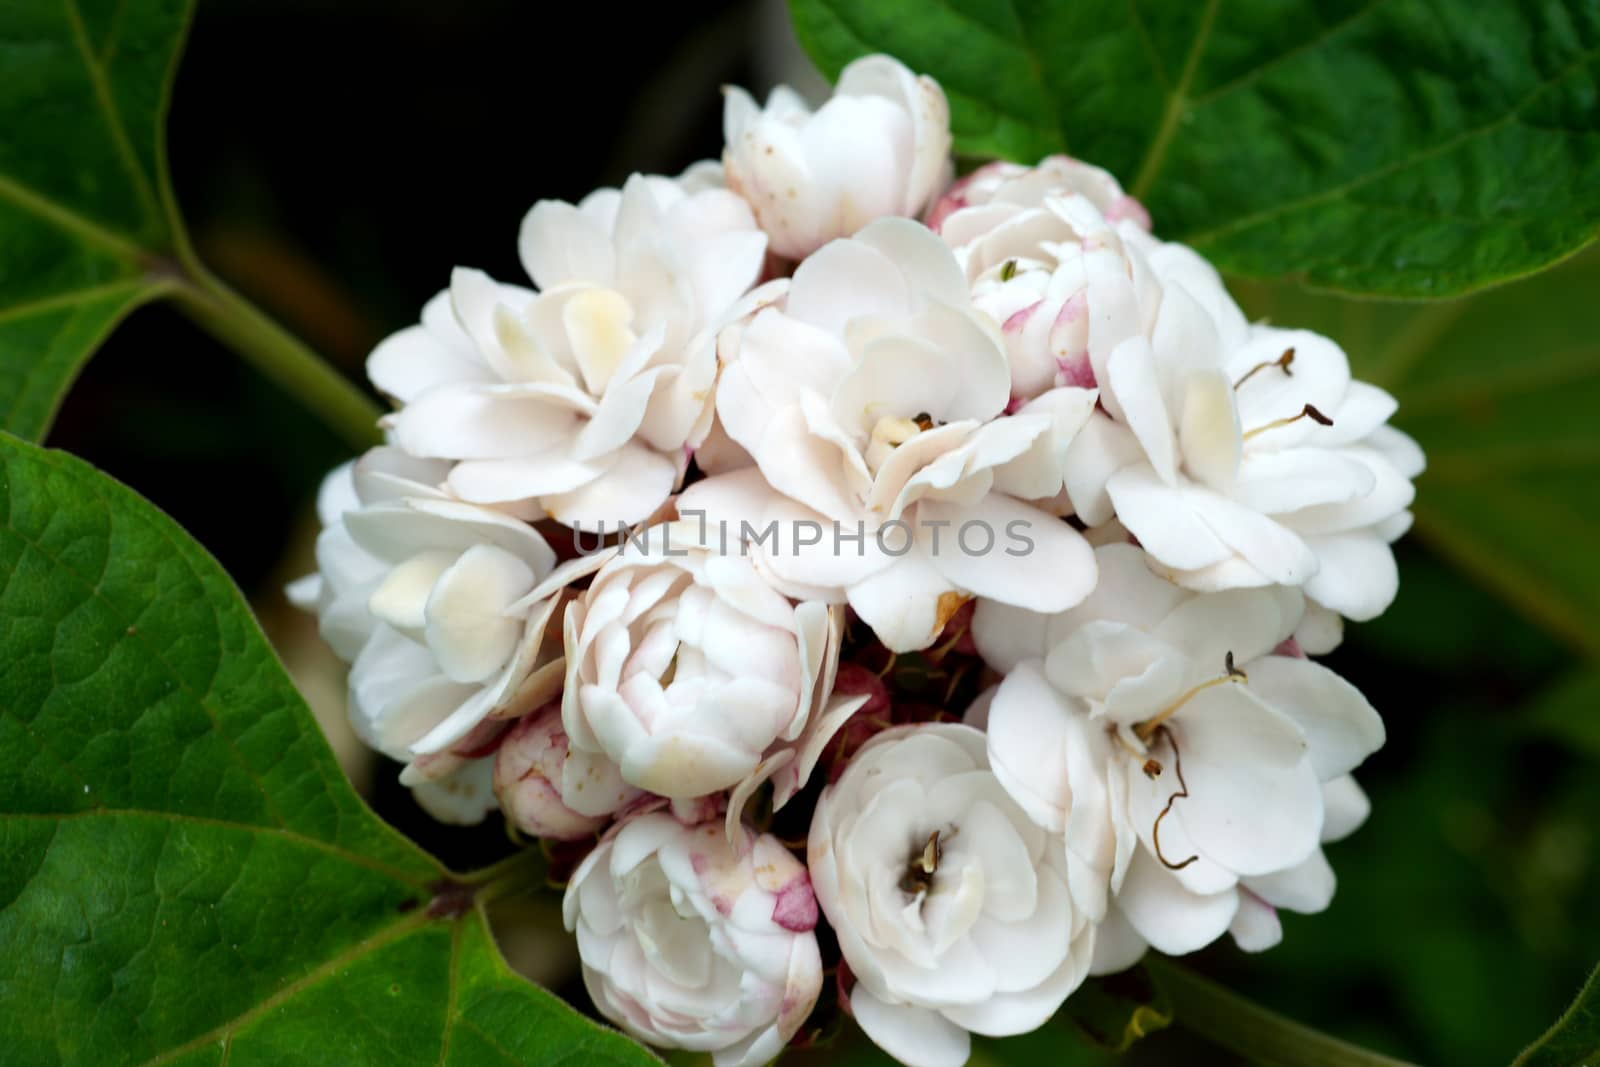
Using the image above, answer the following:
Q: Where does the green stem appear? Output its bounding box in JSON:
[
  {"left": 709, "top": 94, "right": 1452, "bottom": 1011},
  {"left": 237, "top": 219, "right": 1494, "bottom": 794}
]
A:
[
  {"left": 465, "top": 847, "right": 551, "bottom": 904},
  {"left": 170, "top": 267, "right": 384, "bottom": 451},
  {"left": 1146, "top": 958, "right": 1417, "bottom": 1067}
]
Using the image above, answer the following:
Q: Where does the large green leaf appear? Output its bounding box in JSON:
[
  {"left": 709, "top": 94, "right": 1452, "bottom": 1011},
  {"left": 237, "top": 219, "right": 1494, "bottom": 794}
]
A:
[
  {"left": 787, "top": 0, "right": 1600, "bottom": 297},
  {"left": 0, "top": 432, "right": 654, "bottom": 1066},
  {"left": 0, "top": 0, "right": 380, "bottom": 447},
  {"left": 1514, "top": 963, "right": 1600, "bottom": 1067},
  {"left": 1233, "top": 251, "right": 1600, "bottom": 655},
  {"left": 0, "top": 0, "right": 189, "bottom": 438}
]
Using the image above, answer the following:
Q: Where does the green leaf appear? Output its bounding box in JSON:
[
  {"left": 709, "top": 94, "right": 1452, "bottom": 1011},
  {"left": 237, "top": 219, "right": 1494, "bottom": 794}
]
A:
[
  {"left": 0, "top": 0, "right": 188, "bottom": 438},
  {"left": 1232, "top": 250, "right": 1600, "bottom": 655},
  {"left": 1145, "top": 959, "right": 1415, "bottom": 1067},
  {"left": 1058, "top": 968, "right": 1171, "bottom": 1053},
  {"left": 0, "top": 432, "right": 654, "bottom": 1066},
  {"left": 787, "top": 0, "right": 1600, "bottom": 297},
  {"left": 0, "top": 0, "right": 380, "bottom": 447},
  {"left": 1514, "top": 963, "right": 1600, "bottom": 1067}
]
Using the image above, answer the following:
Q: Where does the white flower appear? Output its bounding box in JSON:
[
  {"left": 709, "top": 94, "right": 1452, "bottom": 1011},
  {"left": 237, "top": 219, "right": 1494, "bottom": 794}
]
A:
[
  {"left": 493, "top": 701, "right": 637, "bottom": 840},
  {"left": 927, "top": 156, "right": 1150, "bottom": 238},
  {"left": 933, "top": 161, "right": 1419, "bottom": 619},
  {"left": 974, "top": 543, "right": 1384, "bottom": 963},
  {"left": 565, "top": 813, "right": 823, "bottom": 1067},
  {"left": 561, "top": 522, "right": 848, "bottom": 801},
  {"left": 723, "top": 54, "right": 951, "bottom": 260},
  {"left": 371, "top": 165, "right": 770, "bottom": 529},
  {"left": 699, "top": 217, "right": 1098, "bottom": 653},
  {"left": 931, "top": 157, "right": 1251, "bottom": 521},
  {"left": 1092, "top": 320, "right": 1422, "bottom": 620},
  {"left": 809, "top": 723, "right": 1095, "bottom": 1067},
  {"left": 287, "top": 447, "right": 596, "bottom": 822}
]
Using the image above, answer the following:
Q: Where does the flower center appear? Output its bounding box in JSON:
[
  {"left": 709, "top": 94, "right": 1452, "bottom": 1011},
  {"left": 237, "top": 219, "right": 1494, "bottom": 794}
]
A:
[
  {"left": 864, "top": 412, "right": 937, "bottom": 472},
  {"left": 899, "top": 829, "right": 946, "bottom": 897}
]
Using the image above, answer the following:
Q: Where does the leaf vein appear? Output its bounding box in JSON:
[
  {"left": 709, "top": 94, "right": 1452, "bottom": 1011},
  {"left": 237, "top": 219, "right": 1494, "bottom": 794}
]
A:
[
  {"left": 6, "top": 808, "right": 432, "bottom": 887},
  {"left": 61, "top": 0, "right": 163, "bottom": 232},
  {"left": 1131, "top": 0, "right": 1220, "bottom": 197},
  {"left": 1181, "top": 38, "right": 1600, "bottom": 246},
  {"left": 135, "top": 911, "right": 433, "bottom": 1066}
]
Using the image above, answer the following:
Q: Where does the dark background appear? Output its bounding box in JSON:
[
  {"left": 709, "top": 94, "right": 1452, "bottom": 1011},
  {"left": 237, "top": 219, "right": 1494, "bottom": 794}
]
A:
[{"left": 45, "top": 2, "right": 1598, "bottom": 1064}]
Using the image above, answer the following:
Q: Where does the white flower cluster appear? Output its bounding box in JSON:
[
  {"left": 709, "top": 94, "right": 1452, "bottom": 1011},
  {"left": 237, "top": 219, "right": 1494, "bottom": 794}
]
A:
[{"left": 291, "top": 54, "right": 1419, "bottom": 1067}]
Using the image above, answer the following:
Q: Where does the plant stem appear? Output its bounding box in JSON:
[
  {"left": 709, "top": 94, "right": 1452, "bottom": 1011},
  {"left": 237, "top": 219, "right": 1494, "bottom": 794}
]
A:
[
  {"left": 1145, "top": 958, "right": 1417, "bottom": 1067},
  {"left": 169, "top": 267, "right": 383, "bottom": 451},
  {"left": 465, "top": 847, "right": 552, "bottom": 905}
]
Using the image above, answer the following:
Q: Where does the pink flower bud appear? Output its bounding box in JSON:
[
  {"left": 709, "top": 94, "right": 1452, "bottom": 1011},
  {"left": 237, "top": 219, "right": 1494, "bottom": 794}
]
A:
[{"left": 493, "top": 704, "right": 608, "bottom": 841}]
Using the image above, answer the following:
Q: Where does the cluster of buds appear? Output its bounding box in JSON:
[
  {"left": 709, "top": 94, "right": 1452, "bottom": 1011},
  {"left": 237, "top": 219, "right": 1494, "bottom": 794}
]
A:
[{"left": 292, "top": 53, "right": 1416, "bottom": 1067}]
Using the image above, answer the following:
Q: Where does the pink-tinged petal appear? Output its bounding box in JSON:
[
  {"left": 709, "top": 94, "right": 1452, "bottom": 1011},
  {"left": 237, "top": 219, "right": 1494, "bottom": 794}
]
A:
[
  {"left": 1106, "top": 195, "right": 1152, "bottom": 230},
  {"left": 771, "top": 874, "right": 820, "bottom": 932}
]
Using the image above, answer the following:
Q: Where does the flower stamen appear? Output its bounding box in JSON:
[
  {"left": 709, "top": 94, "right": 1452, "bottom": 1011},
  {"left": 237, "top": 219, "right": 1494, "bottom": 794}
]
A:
[
  {"left": 1133, "top": 651, "right": 1247, "bottom": 743},
  {"left": 900, "top": 830, "right": 945, "bottom": 895},
  {"left": 1242, "top": 402, "right": 1333, "bottom": 441},
  {"left": 1233, "top": 346, "right": 1296, "bottom": 389},
  {"left": 1150, "top": 725, "right": 1200, "bottom": 871}
]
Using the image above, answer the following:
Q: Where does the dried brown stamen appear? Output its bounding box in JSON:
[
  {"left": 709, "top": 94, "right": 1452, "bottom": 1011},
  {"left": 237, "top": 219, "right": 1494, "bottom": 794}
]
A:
[
  {"left": 1242, "top": 402, "right": 1333, "bottom": 442},
  {"left": 1133, "top": 651, "right": 1247, "bottom": 743},
  {"left": 900, "top": 830, "right": 944, "bottom": 895},
  {"left": 1150, "top": 726, "right": 1200, "bottom": 871},
  {"left": 1233, "top": 346, "right": 1295, "bottom": 389}
]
